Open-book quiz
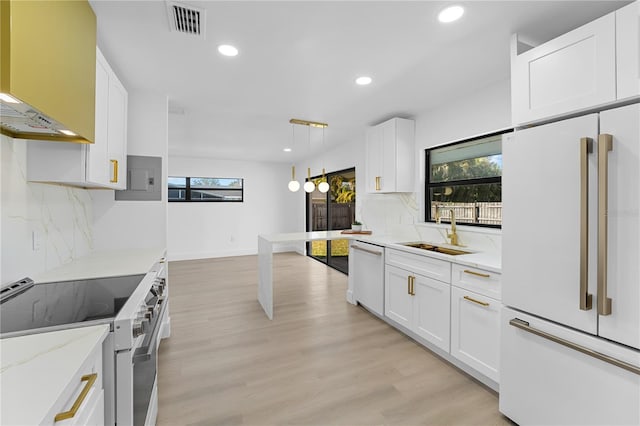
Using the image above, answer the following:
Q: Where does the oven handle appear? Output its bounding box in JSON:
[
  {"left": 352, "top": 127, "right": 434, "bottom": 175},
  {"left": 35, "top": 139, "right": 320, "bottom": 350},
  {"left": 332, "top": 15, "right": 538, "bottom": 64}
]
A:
[{"left": 133, "top": 298, "right": 167, "bottom": 364}]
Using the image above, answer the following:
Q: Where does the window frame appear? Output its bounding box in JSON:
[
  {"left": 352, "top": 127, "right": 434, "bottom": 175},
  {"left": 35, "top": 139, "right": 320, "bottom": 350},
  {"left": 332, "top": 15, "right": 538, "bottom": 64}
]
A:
[
  {"left": 424, "top": 130, "right": 510, "bottom": 229},
  {"left": 168, "top": 176, "right": 244, "bottom": 202}
]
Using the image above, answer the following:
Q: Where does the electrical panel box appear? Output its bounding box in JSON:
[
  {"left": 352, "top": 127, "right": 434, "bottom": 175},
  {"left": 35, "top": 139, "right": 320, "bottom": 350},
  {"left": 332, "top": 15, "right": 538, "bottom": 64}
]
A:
[{"left": 115, "top": 155, "right": 162, "bottom": 201}]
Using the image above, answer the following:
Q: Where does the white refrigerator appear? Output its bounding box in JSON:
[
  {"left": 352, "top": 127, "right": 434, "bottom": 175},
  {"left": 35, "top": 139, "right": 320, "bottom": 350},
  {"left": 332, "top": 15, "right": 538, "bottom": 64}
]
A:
[{"left": 500, "top": 103, "right": 640, "bottom": 425}]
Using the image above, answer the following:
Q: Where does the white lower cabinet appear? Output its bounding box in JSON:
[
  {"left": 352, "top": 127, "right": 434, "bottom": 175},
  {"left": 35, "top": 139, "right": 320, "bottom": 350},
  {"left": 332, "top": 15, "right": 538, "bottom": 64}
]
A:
[
  {"left": 413, "top": 274, "right": 450, "bottom": 351},
  {"left": 385, "top": 264, "right": 450, "bottom": 352},
  {"left": 47, "top": 342, "right": 105, "bottom": 426},
  {"left": 450, "top": 286, "right": 500, "bottom": 382},
  {"left": 380, "top": 248, "right": 503, "bottom": 385},
  {"left": 385, "top": 264, "right": 414, "bottom": 329}
]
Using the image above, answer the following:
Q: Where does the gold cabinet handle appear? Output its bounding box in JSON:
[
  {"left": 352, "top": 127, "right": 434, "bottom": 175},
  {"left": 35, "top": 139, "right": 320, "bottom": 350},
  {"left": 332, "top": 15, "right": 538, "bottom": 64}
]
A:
[
  {"left": 510, "top": 318, "right": 640, "bottom": 376},
  {"left": 579, "top": 137, "right": 593, "bottom": 311},
  {"left": 463, "top": 269, "right": 490, "bottom": 278},
  {"left": 54, "top": 373, "right": 97, "bottom": 422},
  {"left": 597, "top": 134, "right": 613, "bottom": 316},
  {"left": 110, "top": 159, "right": 118, "bottom": 183},
  {"left": 407, "top": 275, "right": 411, "bottom": 295},
  {"left": 463, "top": 295, "right": 489, "bottom": 307},
  {"left": 375, "top": 176, "right": 381, "bottom": 191},
  {"left": 410, "top": 276, "right": 415, "bottom": 296}
]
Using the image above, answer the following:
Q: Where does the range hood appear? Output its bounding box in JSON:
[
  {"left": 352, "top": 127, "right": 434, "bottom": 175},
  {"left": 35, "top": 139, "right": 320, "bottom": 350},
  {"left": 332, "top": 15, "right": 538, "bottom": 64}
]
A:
[{"left": 0, "top": 0, "right": 96, "bottom": 143}]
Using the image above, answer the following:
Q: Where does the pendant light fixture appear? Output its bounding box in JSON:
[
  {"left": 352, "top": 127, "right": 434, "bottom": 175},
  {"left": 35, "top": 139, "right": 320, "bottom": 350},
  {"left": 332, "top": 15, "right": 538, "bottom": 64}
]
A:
[
  {"left": 303, "top": 125, "right": 316, "bottom": 193},
  {"left": 318, "top": 126, "right": 330, "bottom": 193},
  {"left": 287, "top": 124, "right": 300, "bottom": 192},
  {"left": 287, "top": 118, "right": 328, "bottom": 193}
]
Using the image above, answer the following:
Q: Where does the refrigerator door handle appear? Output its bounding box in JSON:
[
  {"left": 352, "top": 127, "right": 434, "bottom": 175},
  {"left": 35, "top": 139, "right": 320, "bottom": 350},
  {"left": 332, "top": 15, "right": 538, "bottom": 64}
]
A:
[
  {"left": 509, "top": 318, "right": 640, "bottom": 376},
  {"left": 597, "top": 134, "right": 613, "bottom": 316},
  {"left": 579, "top": 137, "right": 593, "bottom": 311}
]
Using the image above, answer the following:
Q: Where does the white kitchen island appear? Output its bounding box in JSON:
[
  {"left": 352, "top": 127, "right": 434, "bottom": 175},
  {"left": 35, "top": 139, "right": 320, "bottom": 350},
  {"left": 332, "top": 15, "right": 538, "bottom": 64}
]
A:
[{"left": 258, "top": 231, "right": 362, "bottom": 319}]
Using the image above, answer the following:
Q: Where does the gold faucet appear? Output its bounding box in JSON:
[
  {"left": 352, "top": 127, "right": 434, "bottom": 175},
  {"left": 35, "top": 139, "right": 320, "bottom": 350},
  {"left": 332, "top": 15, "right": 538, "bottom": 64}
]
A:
[{"left": 447, "top": 209, "right": 459, "bottom": 246}]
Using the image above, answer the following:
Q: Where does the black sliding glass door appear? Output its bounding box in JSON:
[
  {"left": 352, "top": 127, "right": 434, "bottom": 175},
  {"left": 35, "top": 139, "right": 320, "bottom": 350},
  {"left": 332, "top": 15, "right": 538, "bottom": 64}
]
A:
[{"left": 306, "top": 168, "right": 356, "bottom": 274}]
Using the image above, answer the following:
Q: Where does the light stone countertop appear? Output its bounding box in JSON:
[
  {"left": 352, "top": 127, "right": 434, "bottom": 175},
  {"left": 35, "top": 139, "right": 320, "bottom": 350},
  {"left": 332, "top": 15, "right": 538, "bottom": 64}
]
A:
[
  {"left": 0, "top": 325, "right": 109, "bottom": 426},
  {"left": 260, "top": 231, "right": 501, "bottom": 272},
  {"left": 33, "top": 247, "right": 166, "bottom": 283}
]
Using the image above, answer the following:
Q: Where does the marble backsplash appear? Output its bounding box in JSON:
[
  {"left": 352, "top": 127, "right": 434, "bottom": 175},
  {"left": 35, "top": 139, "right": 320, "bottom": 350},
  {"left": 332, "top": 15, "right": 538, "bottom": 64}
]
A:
[
  {"left": 358, "top": 192, "right": 501, "bottom": 255},
  {"left": 1, "top": 136, "right": 93, "bottom": 285}
]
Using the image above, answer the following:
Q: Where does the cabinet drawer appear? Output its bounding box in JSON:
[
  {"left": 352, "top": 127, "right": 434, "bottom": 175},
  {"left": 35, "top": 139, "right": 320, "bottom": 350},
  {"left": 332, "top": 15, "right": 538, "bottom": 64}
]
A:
[
  {"left": 451, "top": 286, "right": 500, "bottom": 382},
  {"left": 47, "top": 344, "right": 103, "bottom": 425},
  {"left": 386, "top": 249, "right": 451, "bottom": 283},
  {"left": 451, "top": 264, "right": 501, "bottom": 300}
]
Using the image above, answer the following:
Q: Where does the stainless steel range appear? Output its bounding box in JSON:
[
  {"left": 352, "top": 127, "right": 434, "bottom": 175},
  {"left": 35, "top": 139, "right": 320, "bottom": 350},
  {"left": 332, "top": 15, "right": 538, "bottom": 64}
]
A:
[{"left": 0, "top": 260, "right": 169, "bottom": 426}]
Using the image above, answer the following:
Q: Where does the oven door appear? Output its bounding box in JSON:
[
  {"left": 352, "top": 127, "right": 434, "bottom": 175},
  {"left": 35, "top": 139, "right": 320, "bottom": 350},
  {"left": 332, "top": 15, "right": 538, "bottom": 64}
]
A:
[{"left": 117, "top": 298, "right": 167, "bottom": 426}]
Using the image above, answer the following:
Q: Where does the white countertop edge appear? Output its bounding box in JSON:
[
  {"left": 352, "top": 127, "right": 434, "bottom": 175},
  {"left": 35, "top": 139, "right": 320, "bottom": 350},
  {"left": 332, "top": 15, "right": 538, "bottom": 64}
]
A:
[
  {"left": 0, "top": 324, "right": 110, "bottom": 426},
  {"left": 260, "top": 231, "right": 501, "bottom": 272},
  {"left": 383, "top": 242, "right": 501, "bottom": 273}
]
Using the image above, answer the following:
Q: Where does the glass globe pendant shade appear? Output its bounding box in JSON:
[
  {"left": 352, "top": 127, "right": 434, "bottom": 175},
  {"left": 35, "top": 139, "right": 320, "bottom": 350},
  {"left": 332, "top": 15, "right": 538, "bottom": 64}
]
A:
[
  {"left": 288, "top": 165, "right": 300, "bottom": 192},
  {"left": 304, "top": 167, "right": 315, "bottom": 193},
  {"left": 318, "top": 169, "right": 329, "bottom": 193},
  {"left": 288, "top": 180, "right": 300, "bottom": 192}
]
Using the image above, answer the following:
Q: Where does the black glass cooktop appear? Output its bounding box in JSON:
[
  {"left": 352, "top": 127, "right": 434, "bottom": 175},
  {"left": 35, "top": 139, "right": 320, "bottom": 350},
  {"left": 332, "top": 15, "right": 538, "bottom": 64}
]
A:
[{"left": 0, "top": 274, "right": 145, "bottom": 336}]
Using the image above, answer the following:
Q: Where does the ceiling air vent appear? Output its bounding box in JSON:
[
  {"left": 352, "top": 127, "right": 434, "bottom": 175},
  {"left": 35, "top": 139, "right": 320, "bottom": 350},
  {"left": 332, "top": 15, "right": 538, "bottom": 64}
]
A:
[{"left": 166, "top": 1, "right": 206, "bottom": 38}]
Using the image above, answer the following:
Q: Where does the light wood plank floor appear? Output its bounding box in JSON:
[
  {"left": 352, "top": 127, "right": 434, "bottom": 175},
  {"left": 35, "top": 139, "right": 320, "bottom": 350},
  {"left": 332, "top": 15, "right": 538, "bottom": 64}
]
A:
[{"left": 157, "top": 253, "right": 512, "bottom": 426}]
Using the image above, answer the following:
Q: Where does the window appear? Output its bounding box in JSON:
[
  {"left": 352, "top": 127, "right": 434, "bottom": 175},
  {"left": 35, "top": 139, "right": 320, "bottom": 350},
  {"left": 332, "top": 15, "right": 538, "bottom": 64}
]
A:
[
  {"left": 425, "top": 132, "right": 507, "bottom": 227},
  {"left": 168, "top": 176, "right": 243, "bottom": 202}
]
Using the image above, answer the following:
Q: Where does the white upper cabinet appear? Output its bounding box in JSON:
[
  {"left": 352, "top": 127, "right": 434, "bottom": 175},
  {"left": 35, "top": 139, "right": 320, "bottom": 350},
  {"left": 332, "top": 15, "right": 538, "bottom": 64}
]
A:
[
  {"left": 365, "top": 117, "right": 415, "bottom": 193},
  {"left": 105, "top": 55, "right": 128, "bottom": 190},
  {"left": 616, "top": 1, "right": 640, "bottom": 101},
  {"left": 511, "top": 1, "right": 639, "bottom": 126},
  {"left": 511, "top": 13, "right": 616, "bottom": 125},
  {"left": 27, "top": 48, "right": 128, "bottom": 189}
]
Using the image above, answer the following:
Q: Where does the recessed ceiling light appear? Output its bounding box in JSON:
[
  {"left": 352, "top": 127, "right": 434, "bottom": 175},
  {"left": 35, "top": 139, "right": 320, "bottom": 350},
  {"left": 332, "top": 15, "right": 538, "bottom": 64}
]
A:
[
  {"left": 0, "top": 93, "right": 20, "bottom": 103},
  {"left": 218, "top": 44, "right": 238, "bottom": 57},
  {"left": 355, "top": 76, "right": 372, "bottom": 86},
  {"left": 59, "top": 129, "right": 76, "bottom": 136},
  {"left": 438, "top": 5, "right": 464, "bottom": 23},
  {"left": 283, "top": 148, "right": 292, "bottom": 152}
]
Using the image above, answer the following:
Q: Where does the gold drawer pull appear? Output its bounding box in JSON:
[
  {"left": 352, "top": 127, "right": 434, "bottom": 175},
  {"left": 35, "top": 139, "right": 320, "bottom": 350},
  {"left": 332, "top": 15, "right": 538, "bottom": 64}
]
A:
[
  {"left": 54, "top": 373, "right": 97, "bottom": 422},
  {"left": 110, "top": 159, "right": 119, "bottom": 183},
  {"left": 463, "top": 295, "right": 489, "bottom": 307},
  {"left": 375, "top": 176, "right": 381, "bottom": 191},
  {"left": 463, "top": 269, "right": 490, "bottom": 278}
]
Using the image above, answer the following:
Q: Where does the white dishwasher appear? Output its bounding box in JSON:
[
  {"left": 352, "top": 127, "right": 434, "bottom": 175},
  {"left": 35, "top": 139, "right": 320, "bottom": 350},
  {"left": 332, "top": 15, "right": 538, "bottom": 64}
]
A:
[{"left": 350, "top": 241, "right": 385, "bottom": 316}]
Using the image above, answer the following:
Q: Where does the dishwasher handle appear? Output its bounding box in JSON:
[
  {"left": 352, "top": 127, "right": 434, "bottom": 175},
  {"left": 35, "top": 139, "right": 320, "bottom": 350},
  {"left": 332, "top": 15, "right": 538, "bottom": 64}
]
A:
[{"left": 351, "top": 244, "right": 383, "bottom": 256}]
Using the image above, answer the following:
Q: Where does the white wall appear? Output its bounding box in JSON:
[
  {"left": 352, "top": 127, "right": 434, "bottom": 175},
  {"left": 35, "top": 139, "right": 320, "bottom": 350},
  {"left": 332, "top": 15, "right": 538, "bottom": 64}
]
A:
[
  {"left": 295, "top": 79, "right": 510, "bottom": 252},
  {"left": 165, "top": 79, "right": 510, "bottom": 260},
  {"left": 92, "top": 90, "right": 168, "bottom": 251},
  {"left": 1, "top": 135, "right": 93, "bottom": 285},
  {"left": 168, "top": 156, "right": 299, "bottom": 260}
]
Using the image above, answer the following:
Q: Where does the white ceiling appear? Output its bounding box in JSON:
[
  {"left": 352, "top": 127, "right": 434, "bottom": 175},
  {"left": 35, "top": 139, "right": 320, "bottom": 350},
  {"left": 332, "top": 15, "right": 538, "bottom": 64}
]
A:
[{"left": 90, "top": 0, "right": 629, "bottom": 163}]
